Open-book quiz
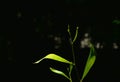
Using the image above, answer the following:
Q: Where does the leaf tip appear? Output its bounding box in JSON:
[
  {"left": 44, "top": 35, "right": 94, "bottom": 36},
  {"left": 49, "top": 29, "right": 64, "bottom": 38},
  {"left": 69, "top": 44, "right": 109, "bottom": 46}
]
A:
[{"left": 33, "top": 61, "right": 39, "bottom": 64}]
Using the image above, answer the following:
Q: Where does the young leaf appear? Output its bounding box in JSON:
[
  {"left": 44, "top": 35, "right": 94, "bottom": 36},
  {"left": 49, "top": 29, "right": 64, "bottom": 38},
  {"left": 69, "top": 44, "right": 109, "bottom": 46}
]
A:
[
  {"left": 50, "top": 67, "right": 70, "bottom": 80},
  {"left": 72, "top": 27, "right": 79, "bottom": 43},
  {"left": 69, "top": 64, "right": 73, "bottom": 75},
  {"left": 81, "top": 43, "right": 96, "bottom": 80},
  {"left": 34, "top": 53, "right": 74, "bottom": 65}
]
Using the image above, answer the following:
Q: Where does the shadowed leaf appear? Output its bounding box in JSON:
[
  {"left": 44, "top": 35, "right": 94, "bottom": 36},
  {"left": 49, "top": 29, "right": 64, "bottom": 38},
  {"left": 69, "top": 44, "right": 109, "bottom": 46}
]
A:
[
  {"left": 50, "top": 67, "right": 70, "bottom": 80},
  {"left": 81, "top": 43, "right": 96, "bottom": 80}
]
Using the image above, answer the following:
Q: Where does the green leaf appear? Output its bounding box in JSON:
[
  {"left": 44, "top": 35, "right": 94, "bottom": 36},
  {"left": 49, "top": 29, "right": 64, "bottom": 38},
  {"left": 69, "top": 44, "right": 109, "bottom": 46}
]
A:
[
  {"left": 34, "top": 53, "right": 74, "bottom": 65},
  {"left": 50, "top": 67, "right": 70, "bottom": 80},
  {"left": 81, "top": 43, "right": 96, "bottom": 80},
  {"left": 69, "top": 64, "right": 73, "bottom": 75},
  {"left": 72, "top": 27, "right": 79, "bottom": 43}
]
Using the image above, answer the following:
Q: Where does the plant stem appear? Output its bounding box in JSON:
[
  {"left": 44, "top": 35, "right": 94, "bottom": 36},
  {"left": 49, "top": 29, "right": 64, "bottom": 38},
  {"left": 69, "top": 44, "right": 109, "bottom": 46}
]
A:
[
  {"left": 71, "top": 43, "right": 76, "bottom": 65},
  {"left": 80, "top": 80, "right": 82, "bottom": 82},
  {"left": 70, "top": 78, "right": 72, "bottom": 82},
  {"left": 69, "top": 39, "right": 80, "bottom": 82},
  {"left": 71, "top": 43, "right": 80, "bottom": 82},
  {"left": 68, "top": 26, "right": 80, "bottom": 82}
]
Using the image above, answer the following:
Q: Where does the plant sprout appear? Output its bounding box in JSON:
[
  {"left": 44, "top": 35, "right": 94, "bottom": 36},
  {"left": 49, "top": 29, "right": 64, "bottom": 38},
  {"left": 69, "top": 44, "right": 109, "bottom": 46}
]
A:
[{"left": 33, "top": 25, "right": 96, "bottom": 82}]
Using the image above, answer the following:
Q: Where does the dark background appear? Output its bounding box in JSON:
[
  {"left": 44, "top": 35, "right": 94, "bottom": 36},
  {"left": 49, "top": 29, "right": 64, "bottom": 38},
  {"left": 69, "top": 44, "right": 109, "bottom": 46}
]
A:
[{"left": 1, "top": 0, "right": 120, "bottom": 82}]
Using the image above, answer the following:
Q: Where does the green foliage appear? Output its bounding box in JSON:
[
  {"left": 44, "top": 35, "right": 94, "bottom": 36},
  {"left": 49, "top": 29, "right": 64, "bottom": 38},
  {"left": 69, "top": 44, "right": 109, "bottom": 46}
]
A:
[
  {"left": 34, "top": 25, "right": 96, "bottom": 82},
  {"left": 34, "top": 53, "right": 74, "bottom": 65},
  {"left": 50, "top": 67, "right": 70, "bottom": 80},
  {"left": 81, "top": 43, "right": 96, "bottom": 81},
  {"left": 67, "top": 25, "right": 79, "bottom": 44}
]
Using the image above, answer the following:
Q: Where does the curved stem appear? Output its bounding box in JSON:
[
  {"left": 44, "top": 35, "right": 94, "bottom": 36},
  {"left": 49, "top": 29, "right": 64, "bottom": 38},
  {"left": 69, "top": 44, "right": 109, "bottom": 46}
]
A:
[
  {"left": 69, "top": 35, "right": 80, "bottom": 81},
  {"left": 68, "top": 25, "right": 80, "bottom": 82}
]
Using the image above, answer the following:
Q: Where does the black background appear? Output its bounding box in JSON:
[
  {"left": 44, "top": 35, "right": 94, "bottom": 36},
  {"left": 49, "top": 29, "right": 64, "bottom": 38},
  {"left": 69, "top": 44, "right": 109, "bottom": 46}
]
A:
[{"left": 1, "top": 0, "right": 120, "bottom": 82}]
